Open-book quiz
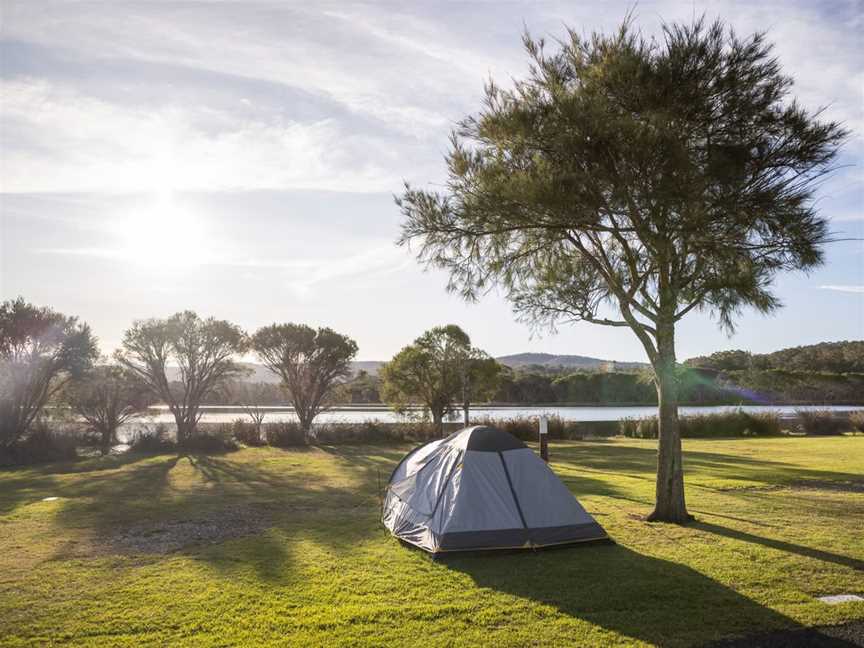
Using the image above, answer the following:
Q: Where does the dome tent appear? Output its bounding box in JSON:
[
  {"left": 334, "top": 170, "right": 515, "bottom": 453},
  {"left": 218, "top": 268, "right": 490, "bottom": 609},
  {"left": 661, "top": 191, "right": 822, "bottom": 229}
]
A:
[{"left": 382, "top": 426, "right": 608, "bottom": 553}]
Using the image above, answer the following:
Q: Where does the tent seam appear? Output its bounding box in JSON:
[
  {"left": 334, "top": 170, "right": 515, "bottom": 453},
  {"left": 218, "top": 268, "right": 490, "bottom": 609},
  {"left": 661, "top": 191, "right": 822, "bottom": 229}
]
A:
[{"left": 498, "top": 451, "right": 528, "bottom": 530}]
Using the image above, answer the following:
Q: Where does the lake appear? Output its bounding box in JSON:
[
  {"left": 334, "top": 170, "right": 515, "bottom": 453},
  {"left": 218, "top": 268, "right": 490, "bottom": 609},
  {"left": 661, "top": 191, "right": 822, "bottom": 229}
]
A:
[{"left": 144, "top": 403, "right": 861, "bottom": 425}]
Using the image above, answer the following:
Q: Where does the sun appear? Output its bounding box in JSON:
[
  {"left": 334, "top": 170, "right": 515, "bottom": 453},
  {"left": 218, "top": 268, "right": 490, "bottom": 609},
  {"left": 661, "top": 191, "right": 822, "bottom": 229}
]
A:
[{"left": 114, "top": 194, "right": 208, "bottom": 269}]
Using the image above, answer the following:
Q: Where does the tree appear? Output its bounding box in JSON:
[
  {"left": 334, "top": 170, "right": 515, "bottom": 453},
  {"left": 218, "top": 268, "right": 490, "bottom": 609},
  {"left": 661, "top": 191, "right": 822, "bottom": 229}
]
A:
[
  {"left": 458, "top": 351, "right": 503, "bottom": 425},
  {"left": 396, "top": 18, "right": 846, "bottom": 522},
  {"left": 0, "top": 298, "right": 98, "bottom": 450},
  {"left": 251, "top": 324, "right": 357, "bottom": 442},
  {"left": 237, "top": 382, "right": 273, "bottom": 444},
  {"left": 66, "top": 363, "right": 150, "bottom": 454},
  {"left": 115, "top": 311, "right": 247, "bottom": 445},
  {"left": 379, "top": 325, "right": 471, "bottom": 436}
]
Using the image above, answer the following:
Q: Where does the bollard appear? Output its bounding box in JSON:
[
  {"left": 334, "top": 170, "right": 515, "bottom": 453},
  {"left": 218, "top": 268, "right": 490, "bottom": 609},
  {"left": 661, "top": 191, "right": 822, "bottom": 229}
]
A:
[{"left": 539, "top": 415, "right": 549, "bottom": 462}]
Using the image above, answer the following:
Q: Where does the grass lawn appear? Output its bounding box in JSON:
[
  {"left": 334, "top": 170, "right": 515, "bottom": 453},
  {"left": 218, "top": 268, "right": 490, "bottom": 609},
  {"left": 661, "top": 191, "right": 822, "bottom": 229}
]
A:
[{"left": 1, "top": 437, "right": 862, "bottom": 647}]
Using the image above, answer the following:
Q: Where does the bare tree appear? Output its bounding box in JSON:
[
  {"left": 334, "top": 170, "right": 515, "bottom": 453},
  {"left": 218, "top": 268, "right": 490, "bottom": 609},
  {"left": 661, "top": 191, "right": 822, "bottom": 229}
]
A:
[
  {"left": 251, "top": 324, "right": 357, "bottom": 443},
  {"left": 0, "top": 298, "right": 98, "bottom": 450},
  {"left": 239, "top": 382, "right": 270, "bottom": 444},
  {"left": 115, "top": 311, "right": 247, "bottom": 445},
  {"left": 67, "top": 363, "right": 150, "bottom": 454}
]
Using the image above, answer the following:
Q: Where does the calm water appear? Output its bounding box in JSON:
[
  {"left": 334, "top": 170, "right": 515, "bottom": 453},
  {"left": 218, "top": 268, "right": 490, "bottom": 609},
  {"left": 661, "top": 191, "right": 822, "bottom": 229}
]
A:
[{"left": 143, "top": 404, "right": 860, "bottom": 425}]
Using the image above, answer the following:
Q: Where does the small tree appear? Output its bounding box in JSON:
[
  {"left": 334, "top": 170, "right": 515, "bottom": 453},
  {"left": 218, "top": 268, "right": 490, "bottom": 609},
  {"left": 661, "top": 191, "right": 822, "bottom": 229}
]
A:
[
  {"left": 397, "top": 18, "right": 846, "bottom": 521},
  {"left": 379, "top": 325, "right": 471, "bottom": 436},
  {"left": 251, "top": 324, "right": 357, "bottom": 442},
  {"left": 459, "top": 351, "right": 503, "bottom": 425},
  {"left": 115, "top": 311, "right": 247, "bottom": 445},
  {"left": 67, "top": 364, "right": 150, "bottom": 454},
  {"left": 0, "top": 298, "right": 98, "bottom": 450},
  {"left": 238, "top": 382, "right": 272, "bottom": 443}
]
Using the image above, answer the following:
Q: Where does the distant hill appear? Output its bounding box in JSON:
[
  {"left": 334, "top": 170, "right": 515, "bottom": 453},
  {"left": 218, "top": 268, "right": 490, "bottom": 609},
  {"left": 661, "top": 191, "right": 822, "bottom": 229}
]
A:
[
  {"left": 495, "top": 353, "right": 647, "bottom": 371},
  {"left": 167, "top": 354, "right": 645, "bottom": 384},
  {"left": 685, "top": 340, "right": 864, "bottom": 373}
]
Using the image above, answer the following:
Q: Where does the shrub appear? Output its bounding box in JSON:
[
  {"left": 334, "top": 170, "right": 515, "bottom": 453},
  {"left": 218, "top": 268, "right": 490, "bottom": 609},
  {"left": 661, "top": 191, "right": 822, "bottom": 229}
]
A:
[
  {"left": 315, "top": 420, "right": 442, "bottom": 444},
  {"left": 796, "top": 409, "right": 849, "bottom": 436},
  {"left": 849, "top": 411, "right": 864, "bottom": 434},
  {"left": 128, "top": 424, "right": 176, "bottom": 453},
  {"left": 619, "top": 416, "right": 659, "bottom": 439},
  {"left": 224, "top": 419, "right": 266, "bottom": 446},
  {"left": 620, "top": 410, "right": 783, "bottom": 438},
  {"left": 0, "top": 420, "right": 79, "bottom": 466},
  {"left": 264, "top": 422, "right": 307, "bottom": 447},
  {"left": 181, "top": 430, "right": 238, "bottom": 453}
]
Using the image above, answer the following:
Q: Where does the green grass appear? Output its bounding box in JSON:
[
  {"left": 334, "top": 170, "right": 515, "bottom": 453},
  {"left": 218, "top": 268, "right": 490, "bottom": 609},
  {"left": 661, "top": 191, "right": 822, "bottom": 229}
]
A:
[{"left": 1, "top": 437, "right": 862, "bottom": 647}]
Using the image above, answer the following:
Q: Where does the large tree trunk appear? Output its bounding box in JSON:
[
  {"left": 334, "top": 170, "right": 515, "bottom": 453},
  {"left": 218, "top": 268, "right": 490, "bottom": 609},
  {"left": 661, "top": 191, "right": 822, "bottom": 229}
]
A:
[
  {"left": 463, "top": 400, "right": 470, "bottom": 427},
  {"left": 175, "top": 413, "right": 194, "bottom": 447},
  {"left": 298, "top": 409, "right": 315, "bottom": 445},
  {"left": 646, "top": 321, "right": 690, "bottom": 523}
]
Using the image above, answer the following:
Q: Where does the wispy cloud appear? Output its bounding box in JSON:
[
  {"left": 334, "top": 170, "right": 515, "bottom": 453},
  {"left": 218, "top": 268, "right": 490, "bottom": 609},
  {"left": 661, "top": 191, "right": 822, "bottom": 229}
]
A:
[
  {"left": 820, "top": 285, "right": 864, "bottom": 294},
  {"left": 32, "top": 242, "right": 413, "bottom": 296},
  {"left": 1, "top": 79, "right": 403, "bottom": 193}
]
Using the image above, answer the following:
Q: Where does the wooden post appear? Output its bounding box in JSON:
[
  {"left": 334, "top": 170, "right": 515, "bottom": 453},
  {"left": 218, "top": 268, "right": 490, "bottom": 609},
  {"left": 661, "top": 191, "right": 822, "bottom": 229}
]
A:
[{"left": 539, "top": 415, "right": 549, "bottom": 462}]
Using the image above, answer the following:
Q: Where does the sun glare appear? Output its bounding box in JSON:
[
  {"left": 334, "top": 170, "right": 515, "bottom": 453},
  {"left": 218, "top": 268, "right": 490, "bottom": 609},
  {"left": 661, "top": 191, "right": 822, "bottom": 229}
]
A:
[{"left": 114, "top": 195, "right": 207, "bottom": 269}]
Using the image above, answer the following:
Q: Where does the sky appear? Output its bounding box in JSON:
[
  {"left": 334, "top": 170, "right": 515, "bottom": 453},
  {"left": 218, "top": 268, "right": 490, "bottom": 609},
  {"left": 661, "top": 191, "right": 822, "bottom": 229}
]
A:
[{"left": 1, "top": 0, "right": 862, "bottom": 362}]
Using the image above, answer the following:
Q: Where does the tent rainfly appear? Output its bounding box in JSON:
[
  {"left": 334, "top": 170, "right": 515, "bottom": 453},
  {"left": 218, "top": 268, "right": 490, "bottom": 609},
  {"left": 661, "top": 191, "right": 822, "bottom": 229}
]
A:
[{"left": 382, "top": 426, "right": 608, "bottom": 553}]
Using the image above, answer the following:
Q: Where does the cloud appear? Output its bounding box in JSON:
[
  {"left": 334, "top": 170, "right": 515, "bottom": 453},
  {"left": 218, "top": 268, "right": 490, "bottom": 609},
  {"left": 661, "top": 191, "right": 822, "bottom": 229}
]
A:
[
  {"left": 1, "top": 0, "right": 860, "bottom": 198},
  {"left": 0, "top": 79, "right": 402, "bottom": 193},
  {"left": 819, "top": 285, "right": 864, "bottom": 294},
  {"left": 32, "top": 240, "right": 413, "bottom": 297}
]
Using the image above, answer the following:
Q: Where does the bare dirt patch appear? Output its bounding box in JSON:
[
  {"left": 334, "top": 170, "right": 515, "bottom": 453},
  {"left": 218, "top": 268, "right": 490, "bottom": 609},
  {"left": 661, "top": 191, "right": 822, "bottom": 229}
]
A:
[{"left": 105, "top": 505, "right": 275, "bottom": 555}]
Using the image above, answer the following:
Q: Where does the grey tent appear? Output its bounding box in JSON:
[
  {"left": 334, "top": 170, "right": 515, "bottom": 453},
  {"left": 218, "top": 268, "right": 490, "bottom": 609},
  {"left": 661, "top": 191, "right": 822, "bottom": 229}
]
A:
[{"left": 382, "top": 425, "right": 607, "bottom": 553}]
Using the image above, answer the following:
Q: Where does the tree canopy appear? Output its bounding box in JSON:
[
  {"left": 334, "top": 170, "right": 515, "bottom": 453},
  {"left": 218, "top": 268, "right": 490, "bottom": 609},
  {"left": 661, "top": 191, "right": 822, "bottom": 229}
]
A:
[
  {"left": 396, "top": 18, "right": 846, "bottom": 521},
  {"left": 115, "top": 311, "right": 247, "bottom": 443},
  {"left": 380, "top": 325, "right": 501, "bottom": 434},
  {"left": 251, "top": 323, "right": 358, "bottom": 440},
  {"left": 0, "top": 297, "right": 98, "bottom": 449},
  {"left": 66, "top": 363, "right": 150, "bottom": 454}
]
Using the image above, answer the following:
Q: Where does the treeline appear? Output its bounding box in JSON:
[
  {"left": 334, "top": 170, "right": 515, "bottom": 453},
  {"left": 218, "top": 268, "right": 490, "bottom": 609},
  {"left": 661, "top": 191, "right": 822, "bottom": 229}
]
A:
[
  {"left": 1, "top": 298, "right": 504, "bottom": 463},
  {"left": 684, "top": 341, "right": 864, "bottom": 373},
  {"left": 337, "top": 366, "right": 864, "bottom": 406}
]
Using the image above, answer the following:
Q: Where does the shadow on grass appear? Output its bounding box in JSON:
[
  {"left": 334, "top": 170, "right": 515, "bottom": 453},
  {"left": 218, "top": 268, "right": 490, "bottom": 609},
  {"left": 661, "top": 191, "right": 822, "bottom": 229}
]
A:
[
  {"left": 441, "top": 544, "right": 825, "bottom": 648},
  {"left": 35, "top": 447, "right": 398, "bottom": 582},
  {"left": 552, "top": 442, "right": 864, "bottom": 489},
  {"left": 693, "top": 521, "right": 864, "bottom": 572},
  {"left": 0, "top": 451, "right": 159, "bottom": 515}
]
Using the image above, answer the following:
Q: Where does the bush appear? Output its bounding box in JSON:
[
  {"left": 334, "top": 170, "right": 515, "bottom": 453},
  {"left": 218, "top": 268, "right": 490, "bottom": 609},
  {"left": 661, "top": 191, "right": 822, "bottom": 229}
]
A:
[
  {"left": 849, "top": 411, "right": 864, "bottom": 434},
  {"left": 469, "top": 415, "right": 619, "bottom": 441},
  {"left": 315, "top": 420, "right": 442, "bottom": 444},
  {"left": 619, "top": 416, "right": 659, "bottom": 439},
  {"left": 128, "top": 424, "right": 176, "bottom": 453},
  {"left": 0, "top": 421, "right": 79, "bottom": 466},
  {"left": 795, "top": 409, "right": 849, "bottom": 436},
  {"left": 620, "top": 410, "right": 783, "bottom": 438},
  {"left": 264, "top": 422, "right": 307, "bottom": 447},
  {"left": 181, "top": 430, "right": 238, "bottom": 453},
  {"left": 222, "top": 419, "right": 266, "bottom": 446}
]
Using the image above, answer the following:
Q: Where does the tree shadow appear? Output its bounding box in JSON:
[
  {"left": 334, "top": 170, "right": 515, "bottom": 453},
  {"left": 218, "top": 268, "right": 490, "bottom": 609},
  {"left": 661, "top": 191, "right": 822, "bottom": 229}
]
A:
[
  {"left": 0, "top": 451, "right": 159, "bottom": 516},
  {"left": 440, "top": 544, "right": 835, "bottom": 647},
  {"left": 552, "top": 442, "right": 864, "bottom": 489},
  {"left": 692, "top": 521, "right": 864, "bottom": 572}
]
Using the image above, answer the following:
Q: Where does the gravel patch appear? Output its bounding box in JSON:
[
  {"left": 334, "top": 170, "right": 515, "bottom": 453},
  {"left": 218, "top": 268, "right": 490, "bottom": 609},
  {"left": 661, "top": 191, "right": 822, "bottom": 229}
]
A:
[{"left": 106, "top": 505, "right": 275, "bottom": 554}]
